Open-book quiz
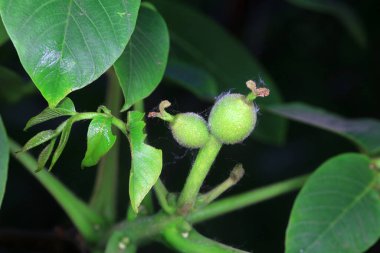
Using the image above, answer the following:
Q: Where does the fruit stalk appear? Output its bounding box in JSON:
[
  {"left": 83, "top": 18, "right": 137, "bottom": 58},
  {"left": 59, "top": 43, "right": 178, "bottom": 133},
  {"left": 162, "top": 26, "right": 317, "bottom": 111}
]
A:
[{"left": 177, "top": 135, "right": 222, "bottom": 213}]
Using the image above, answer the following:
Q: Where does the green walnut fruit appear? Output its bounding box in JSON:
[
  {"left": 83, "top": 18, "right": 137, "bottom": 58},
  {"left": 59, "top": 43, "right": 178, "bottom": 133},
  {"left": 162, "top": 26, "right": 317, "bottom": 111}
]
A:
[
  {"left": 208, "top": 94, "right": 256, "bottom": 144},
  {"left": 170, "top": 113, "right": 210, "bottom": 148}
]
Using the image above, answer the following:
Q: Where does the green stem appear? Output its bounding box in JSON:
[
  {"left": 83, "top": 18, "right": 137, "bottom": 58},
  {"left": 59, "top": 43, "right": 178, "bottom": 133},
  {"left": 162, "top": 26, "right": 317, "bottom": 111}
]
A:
[
  {"left": 72, "top": 112, "right": 127, "bottom": 135},
  {"left": 133, "top": 100, "right": 145, "bottom": 113},
  {"left": 105, "top": 175, "right": 309, "bottom": 247},
  {"left": 9, "top": 139, "right": 106, "bottom": 243},
  {"left": 89, "top": 68, "right": 123, "bottom": 223},
  {"left": 163, "top": 223, "right": 248, "bottom": 253},
  {"left": 154, "top": 179, "right": 175, "bottom": 213},
  {"left": 177, "top": 135, "right": 223, "bottom": 212},
  {"left": 107, "top": 213, "right": 183, "bottom": 247},
  {"left": 197, "top": 164, "right": 244, "bottom": 206},
  {"left": 188, "top": 174, "right": 309, "bottom": 223}
]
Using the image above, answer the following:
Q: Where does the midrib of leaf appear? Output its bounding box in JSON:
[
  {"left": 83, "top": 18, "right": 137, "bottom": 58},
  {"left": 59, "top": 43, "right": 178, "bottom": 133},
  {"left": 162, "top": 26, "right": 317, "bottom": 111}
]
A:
[
  {"left": 70, "top": 7, "right": 96, "bottom": 81},
  {"left": 304, "top": 174, "right": 377, "bottom": 252},
  {"left": 72, "top": 0, "right": 109, "bottom": 57},
  {"left": 95, "top": 0, "right": 118, "bottom": 43},
  {"left": 59, "top": 0, "right": 74, "bottom": 78}
]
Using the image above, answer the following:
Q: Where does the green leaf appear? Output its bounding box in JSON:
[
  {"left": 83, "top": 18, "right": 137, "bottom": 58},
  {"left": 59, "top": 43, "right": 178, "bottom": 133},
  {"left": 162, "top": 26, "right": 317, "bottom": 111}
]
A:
[
  {"left": 24, "top": 98, "right": 76, "bottom": 131},
  {"left": 163, "top": 223, "right": 249, "bottom": 253},
  {"left": 114, "top": 5, "right": 169, "bottom": 111},
  {"left": 0, "top": 0, "right": 141, "bottom": 107},
  {"left": 55, "top": 97, "right": 76, "bottom": 111},
  {"left": 49, "top": 119, "right": 74, "bottom": 170},
  {"left": 0, "top": 66, "right": 35, "bottom": 103},
  {"left": 128, "top": 111, "right": 162, "bottom": 213},
  {"left": 0, "top": 116, "right": 9, "bottom": 209},
  {"left": 21, "top": 130, "right": 57, "bottom": 152},
  {"left": 36, "top": 138, "right": 56, "bottom": 172},
  {"left": 82, "top": 115, "right": 116, "bottom": 167},
  {"left": 286, "top": 153, "right": 380, "bottom": 253},
  {"left": 0, "top": 18, "right": 8, "bottom": 46},
  {"left": 286, "top": 0, "right": 367, "bottom": 47},
  {"left": 165, "top": 59, "right": 218, "bottom": 100},
  {"left": 154, "top": 0, "right": 286, "bottom": 145},
  {"left": 267, "top": 102, "right": 380, "bottom": 156}
]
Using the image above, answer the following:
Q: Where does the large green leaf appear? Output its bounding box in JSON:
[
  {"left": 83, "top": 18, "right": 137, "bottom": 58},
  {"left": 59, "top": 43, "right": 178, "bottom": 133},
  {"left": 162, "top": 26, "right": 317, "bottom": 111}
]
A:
[
  {"left": 127, "top": 111, "right": 162, "bottom": 213},
  {"left": 0, "top": 116, "right": 9, "bottom": 209},
  {"left": 114, "top": 5, "right": 169, "bottom": 111},
  {"left": 0, "top": 0, "right": 141, "bottom": 107},
  {"left": 82, "top": 115, "right": 116, "bottom": 167},
  {"left": 0, "top": 66, "right": 35, "bottom": 103},
  {"left": 0, "top": 18, "right": 8, "bottom": 46},
  {"left": 286, "top": 153, "right": 380, "bottom": 253},
  {"left": 286, "top": 0, "right": 367, "bottom": 47},
  {"left": 154, "top": 0, "right": 286, "bottom": 145},
  {"left": 165, "top": 59, "right": 218, "bottom": 100},
  {"left": 267, "top": 102, "right": 380, "bottom": 156}
]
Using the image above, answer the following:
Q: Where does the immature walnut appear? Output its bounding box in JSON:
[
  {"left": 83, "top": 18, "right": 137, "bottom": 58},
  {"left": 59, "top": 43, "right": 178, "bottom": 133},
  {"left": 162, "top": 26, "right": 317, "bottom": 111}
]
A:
[
  {"left": 208, "top": 94, "right": 256, "bottom": 144},
  {"left": 170, "top": 113, "right": 209, "bottom": 149},
  {"left": 149, "top": 101, "right": 209, "bottom": 149}
]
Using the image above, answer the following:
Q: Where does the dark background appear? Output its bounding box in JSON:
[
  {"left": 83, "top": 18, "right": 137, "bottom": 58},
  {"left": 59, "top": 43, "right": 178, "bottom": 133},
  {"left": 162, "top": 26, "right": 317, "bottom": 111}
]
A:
[{"left": 0, "top": 0, "right": 379, "bottom": 252}]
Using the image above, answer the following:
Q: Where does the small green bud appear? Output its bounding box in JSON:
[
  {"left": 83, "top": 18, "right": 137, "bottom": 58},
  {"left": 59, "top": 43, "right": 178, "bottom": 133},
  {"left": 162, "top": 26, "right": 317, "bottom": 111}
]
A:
[
  {"left": 170, "top": 113, "right": 209, "bottom": 148},
  {"left": 208, "top": 80, "right": 270, "bottom": 144},
  {"left": 149, "top": 101, "right": 209, "bottom": 149}
]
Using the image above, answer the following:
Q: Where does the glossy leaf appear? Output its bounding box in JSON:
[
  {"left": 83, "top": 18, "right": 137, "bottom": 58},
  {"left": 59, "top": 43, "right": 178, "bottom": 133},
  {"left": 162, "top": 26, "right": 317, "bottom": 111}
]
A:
[
  {"left": 286, "top": 0, "right": 367, "bottom": 47},
  {"left": 267, "top": 102, "right": 380, "bottom": 156},
  {"left": 286, "top": 153, "right": 380, "bottom": 253},
  {"left": 154, "top": 0, "right": 286, "bottom": 144},
  {"left": 36, "top": 138, "right": 56, "bottom": 172},
  {"left": 0, "top": 0, "right": 141, "bottom": 107},
  {"left": 82, "top": 115, "right": 116, "bottom": 167},
  {"left": 114, "top": 5, "right": 169, "bottom": 111},
  {"left": 21, "top": 130, "right": 57, "bottom": 152},
  {"left": 0, "top": 66, "right": 35, "bottom": 103},
  {"left": 165, "top": 59, "right": 218, "bottom": 100},
  {"left": 49, "top": 119, "right": 74, "bottom": 170},
  {"left": 0, "top": 18, "right": 8, "bottom": 46},
  {"left": 127, "top": 111, "right": 162, "bottom": 213},
  {"left": 24, "top": 98, "right": 76, "bottom": 131},
  {"left": 0, "top": 116, "right": 9, "bottom": 209},
  {"left": 163, "top": 223, "right": 249, "bottom": 253}
]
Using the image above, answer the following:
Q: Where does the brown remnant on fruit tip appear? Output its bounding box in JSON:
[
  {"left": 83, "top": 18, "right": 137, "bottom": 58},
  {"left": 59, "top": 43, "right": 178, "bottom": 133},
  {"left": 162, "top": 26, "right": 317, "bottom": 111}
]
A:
[
  {"left": 148, "top": 100, "right": 173, "bottom": 121},
  {"left": 246, "top": 80, "right": 270, "bottom": 97},
  {"left": 147, "top": 111, "right": 158, "bottom": 118}
]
